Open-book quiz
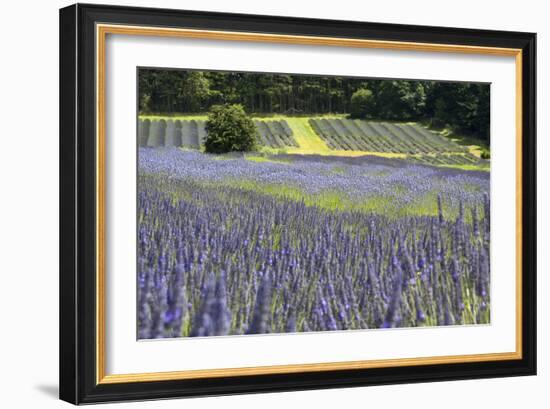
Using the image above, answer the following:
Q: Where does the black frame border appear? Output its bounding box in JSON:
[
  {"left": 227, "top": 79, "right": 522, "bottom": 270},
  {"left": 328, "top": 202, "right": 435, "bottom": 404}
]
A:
[{"left": 59, "top": 3, "right": 536, "bottom": 404}]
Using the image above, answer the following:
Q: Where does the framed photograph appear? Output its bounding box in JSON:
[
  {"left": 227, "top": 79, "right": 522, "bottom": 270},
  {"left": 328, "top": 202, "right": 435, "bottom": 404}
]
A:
[{"left": 59, "top": 3, "right": 536, "bottom": 404}]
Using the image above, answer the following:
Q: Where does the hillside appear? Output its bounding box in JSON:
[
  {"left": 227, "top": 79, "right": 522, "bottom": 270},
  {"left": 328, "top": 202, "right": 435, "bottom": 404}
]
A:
[{"left": 137, "top": 115, "right": 489, "bottom": 170}]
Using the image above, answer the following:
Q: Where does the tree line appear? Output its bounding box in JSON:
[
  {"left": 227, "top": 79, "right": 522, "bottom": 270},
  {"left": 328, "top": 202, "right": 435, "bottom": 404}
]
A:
[{"left": 139, "top": 69, "right": 490, "bottom": 142}]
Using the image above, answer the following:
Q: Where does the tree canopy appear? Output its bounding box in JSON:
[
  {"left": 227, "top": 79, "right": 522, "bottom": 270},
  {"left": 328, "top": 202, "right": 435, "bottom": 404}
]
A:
[
  {"left": 139, "top": 69, "right": 490, "bottom": 142},
  {"left": 350, "top": 88, "right": 375, "bottom": 119}
]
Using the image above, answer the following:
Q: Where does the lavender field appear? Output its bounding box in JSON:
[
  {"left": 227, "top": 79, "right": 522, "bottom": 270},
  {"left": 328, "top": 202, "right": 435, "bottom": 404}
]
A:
[{"left": 137, "top": 148, "right": 490, "bottom": 339}]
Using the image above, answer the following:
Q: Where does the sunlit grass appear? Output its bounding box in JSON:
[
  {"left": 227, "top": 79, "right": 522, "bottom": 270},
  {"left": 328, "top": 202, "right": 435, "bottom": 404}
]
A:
[
  {"left": 435, "top": 162, "right": 490, "bottom": 172},
  {"left": 148, "top": 172, "right": 475, "bottom": 221},
  {"left": 244, "top": 154, "right": 291, "bottom": 164},
  {"left": 204, "top": 178, "right": 438, "bottom": 218}
]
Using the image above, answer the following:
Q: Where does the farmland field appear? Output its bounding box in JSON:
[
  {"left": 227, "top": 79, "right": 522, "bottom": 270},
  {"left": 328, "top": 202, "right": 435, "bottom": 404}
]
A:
[
  {"left": 137, "top": 148, "right": 490, "bottom": 338},
  {"left": 137, "top": 68, "right": 491, "bottom": 340},
  {"left": 138, "top": 118, "right": 298, "bottom": 149},
  {"left": 138, "top": 116, "right": 489, "bottom": 170}
]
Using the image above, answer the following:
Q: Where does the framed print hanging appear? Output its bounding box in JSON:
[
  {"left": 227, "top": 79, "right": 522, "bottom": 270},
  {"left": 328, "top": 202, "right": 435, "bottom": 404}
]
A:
[{"left": 59, "top": 3, "right": 536, "bottom": 404}]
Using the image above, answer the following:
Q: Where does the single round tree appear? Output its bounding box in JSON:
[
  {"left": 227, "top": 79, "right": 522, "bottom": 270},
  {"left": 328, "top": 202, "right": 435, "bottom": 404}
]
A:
[
  {"left": 349, "top": 88, "right": 375, "bottom": 119},
  {"left": 204, "top": 104, "right": 258, "bottom": 153}
]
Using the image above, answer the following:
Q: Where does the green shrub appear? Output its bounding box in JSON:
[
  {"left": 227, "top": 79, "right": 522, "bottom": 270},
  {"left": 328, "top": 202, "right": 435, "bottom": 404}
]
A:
[
  {"left": 349, "top": 88, "right": 375, "bottom": 119},
  {"left": 204, "top": 104, "right": 258, "bottom": 153},
  {"left": 480, "top": 149, "right": 490, "bottom": 160}
]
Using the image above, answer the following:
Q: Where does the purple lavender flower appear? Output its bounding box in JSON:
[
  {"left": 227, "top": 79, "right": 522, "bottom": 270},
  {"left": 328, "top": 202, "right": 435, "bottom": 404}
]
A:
[
  {"left": 381, "top": 256, "right": 404, "bottom": 328},
  {"left": 247, "top": 272, "right": 272, "bottom": 334},
  {"left": 136, "top": 148, "right": 490, "bottom": 337}
]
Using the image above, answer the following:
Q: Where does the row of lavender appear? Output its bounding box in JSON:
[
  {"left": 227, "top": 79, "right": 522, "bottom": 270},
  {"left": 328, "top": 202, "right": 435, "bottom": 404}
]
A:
[
  {"left": 409, "top": 153, "right": 485, "bottom": 166},
  {"left": 138, "top": 119, "right": 207, "bottom": 148},
  {"left": 138, "top": 118, "right": 297, "bottom": 149},
  {"left": 137, "top": 149, "right": 490, "bottom": 338},
  {"left": 138, "top": 149, "right": 489, "bottom": 214},
  {"left": 309, "top": 118, "right": 467, "bottom": 154},
  {"left": 253, "top": 120, "right": 297, "bottom": 148}
]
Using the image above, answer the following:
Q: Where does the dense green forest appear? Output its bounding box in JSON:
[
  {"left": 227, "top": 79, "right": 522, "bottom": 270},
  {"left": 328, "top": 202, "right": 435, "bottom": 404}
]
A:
[{"left": 139, "top": 69, "right": 490, "bottom": 142}]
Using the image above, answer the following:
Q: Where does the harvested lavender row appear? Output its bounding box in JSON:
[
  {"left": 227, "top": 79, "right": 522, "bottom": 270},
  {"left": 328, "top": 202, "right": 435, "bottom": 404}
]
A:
[
  {"left": 137, "top": 119, "right": 297, "bottom": 149},
  {"left": 308, "top": 118, "right": 466, "bottom": 154},
  {"left": 137, "top": 149, "right": 490, "bottom": 338}
]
